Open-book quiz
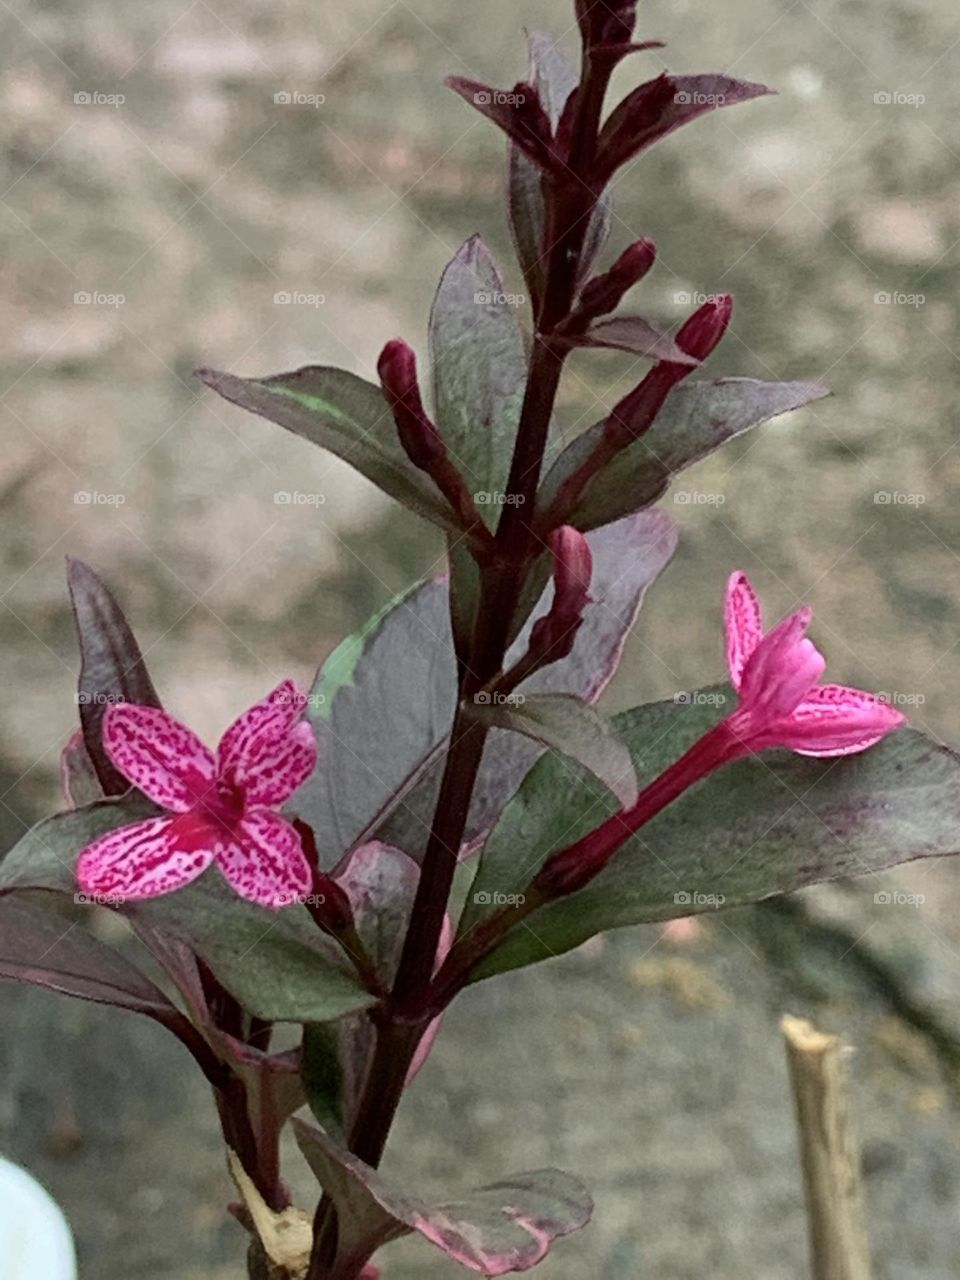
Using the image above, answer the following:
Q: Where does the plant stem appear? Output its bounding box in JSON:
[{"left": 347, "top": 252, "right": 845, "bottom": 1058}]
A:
[{"left": 306, "top": 39, "right": 618, "bottom": 1280}]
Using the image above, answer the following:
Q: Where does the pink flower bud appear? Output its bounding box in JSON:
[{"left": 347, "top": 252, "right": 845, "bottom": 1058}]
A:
[
  {"left": 549, "top": 525, "right": 593, "bottom": 622},
  {"left": 575, "top": 239, "right": 657, "bottom": 322},
  {"left": 674, "top": 294, "right": 732, "bottom": 363},
  {"left": 377, "top": 339, "right": 445, "bottom": 470}
]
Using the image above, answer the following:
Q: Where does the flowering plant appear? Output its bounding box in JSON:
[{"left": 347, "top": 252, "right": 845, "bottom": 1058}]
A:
[{"left": 2, "top": 2, "right": 957, "bottom": 1277}]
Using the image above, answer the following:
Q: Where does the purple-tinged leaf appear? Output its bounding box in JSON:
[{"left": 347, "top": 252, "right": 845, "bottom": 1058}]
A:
[
  {"left": 329, "top": 843, "right": 452, "bottom": 1126},
  {"left": 430, "top": 236, "right": 529, "bottom": 531},
  {"left": 445, "top": 77, "right": 557, "bottom": 172},
  {"left": 60, "top": 728, "right": 104, "bottom": 808},
  {"left": 196, "top": 366, "right": 460, "bottom": 533},
  {"left": 295, "top": 510, "right": 676, "bottom": 867},
  {"left": 463, "top": 692, "right": 960, "bottom": 977},
  {"left": 470, "top": 693, "right": 638, "bottom": 809},
  {"left": 0, "top": 801, "right": 376, "bottom": 1024},
  {"left": 508, "top": 34, "right": 612, "bottom": 309},
  {"left": 66, "top": 559, "right": 162, "bottom": 796},
  {"left": 293, "top": 1118, "right": 592, "bottom": 1278},
  {"left": 562, "top": 315, "right": 698, "bottom": 363},
  {"left": 0, "top": 895, "right": 177, "bottom": 1017},
  {"left": 379, "top": 509, "right": 677, "bottom": 860},
  {"left": 595, "top": 72, "right": 772, "bottom": 180},
  {"left": 539, "top": 378, "right": 829, "bottom": 533},
  {"left": 0, "top": 896, "right": 220, "bottom": 1079}
]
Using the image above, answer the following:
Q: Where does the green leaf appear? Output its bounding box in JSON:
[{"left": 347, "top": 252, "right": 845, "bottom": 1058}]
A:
[
  {"left": 66, "top": 559, "right": 162, "bottom": 795},
  {"left": 469, "top": 693, "right": 638, "bottom": 808},
  {"left": 539, "top": 378, "right": 829, "bottom": 531},
  {"left": 293, "top": 1117, "right": 592, "bottom": 1278},
  {"left": 463, "top": 690, "right": 960, "bottom": 977},
  {"left": 0, "top": 802, "right": 376, "bottom": 1024},
  {"left": 296, "top": 510, "right": 676, "bottom": 867},
  {"left": 301, "top": 1023, "right": 345, "bottom": 1139},
  {"left": 196, "top": 366, "right": 457, "bottom": 533},
  {"left": 430, "top": 235, "right": 527, "bottom": 531}
]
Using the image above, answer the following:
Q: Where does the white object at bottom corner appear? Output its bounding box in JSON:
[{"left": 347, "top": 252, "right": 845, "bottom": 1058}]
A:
[{"left": 0, "top": 1156, "right": 76, "bottom": 1279}]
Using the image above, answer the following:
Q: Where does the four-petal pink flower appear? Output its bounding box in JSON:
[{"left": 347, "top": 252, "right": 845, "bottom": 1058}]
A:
[
  {"left": 723, "top": 570, "right": 905, "bottom": 756},
  {"left": 76, "top": 680, "right": 317, "bottom": 908}
]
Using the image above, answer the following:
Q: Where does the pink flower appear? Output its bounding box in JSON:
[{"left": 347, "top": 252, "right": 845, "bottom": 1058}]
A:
[
  {"left": 76, "top": 680, "right": 317, "bottom": 908},
  {"left": 723, "top": 571, "right": 905, "bottom": 756}
]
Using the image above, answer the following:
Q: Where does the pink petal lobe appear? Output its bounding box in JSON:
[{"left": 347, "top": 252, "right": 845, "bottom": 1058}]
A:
[
  {"left": 217, "top": 681, "right": 315, "bottom": 805},
  {"left": 739, "top": 607, "right": 825, "bottom": 719},
  {"left": 76, "top": 814, "right": 217, "bottom": 901},
  {"left": 724, "top": 571, "right": 762, "bottom": 689},
  {"left": 785, "top": 683, "right": 906, "bottom": 757},
  {"left": 103, "top": 704, "right": 216, "bottom": 812},
  {"left": 222, "top": 809, "right": 312, "bottom": 908}
]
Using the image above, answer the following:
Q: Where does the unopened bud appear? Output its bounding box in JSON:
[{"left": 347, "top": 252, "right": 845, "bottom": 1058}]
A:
[
  {"left": 528, "top": 527, "right": 593, "bottom": 663},
  {"left": 377, "top": 339, "right": 445, "bottom": 470},
  {"left": 673, "top": 294, "right": 732, "bottom": 363},
  {"left": 575, "top": 239, "right": 657, "bottom": 322}
]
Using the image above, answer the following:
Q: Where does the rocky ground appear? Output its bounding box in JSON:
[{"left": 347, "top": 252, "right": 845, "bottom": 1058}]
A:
[{"left": 2, "top": 0, "right": 960, "bottom": 1274}]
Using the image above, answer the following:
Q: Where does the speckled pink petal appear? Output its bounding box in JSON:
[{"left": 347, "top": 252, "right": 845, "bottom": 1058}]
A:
[
  {"left": 102, "top": 703, "right": 216, "bottom": 812},
  {"left": 76, "top": 814, "right": 218, "bottom": 901},
  {"left": 785, "top": 683, "right": 906, "bottom": 757},
  {"left": 724, "top": 571, "right": 763, "bottom": 689},
  {"left": 739, "top": 607, "right": 825, "bottom": 719},
  {"left": 217, "top": 680, "right": 313, "bottom": 804},
  {"left": 220, "top": 809, "right": 312, "bottom": 908}
]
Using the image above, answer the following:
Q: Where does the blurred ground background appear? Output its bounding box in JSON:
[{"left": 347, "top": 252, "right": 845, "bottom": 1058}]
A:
[{"left": 2, "top": 0, "right": 960, "bottom": 1275}]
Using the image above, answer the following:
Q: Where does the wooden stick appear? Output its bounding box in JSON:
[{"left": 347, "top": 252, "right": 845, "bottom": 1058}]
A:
[{"left": 781, "top": 1015, "right": 873, "bottom": 1280}]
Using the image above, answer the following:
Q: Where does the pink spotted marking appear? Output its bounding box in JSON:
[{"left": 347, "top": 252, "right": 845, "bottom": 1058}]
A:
[
  {"left": 76, "top": 680, "right": 318, "bottom": 908},
  {"left": 721, "top": 570, "right": 905, "bottom": 757}
]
